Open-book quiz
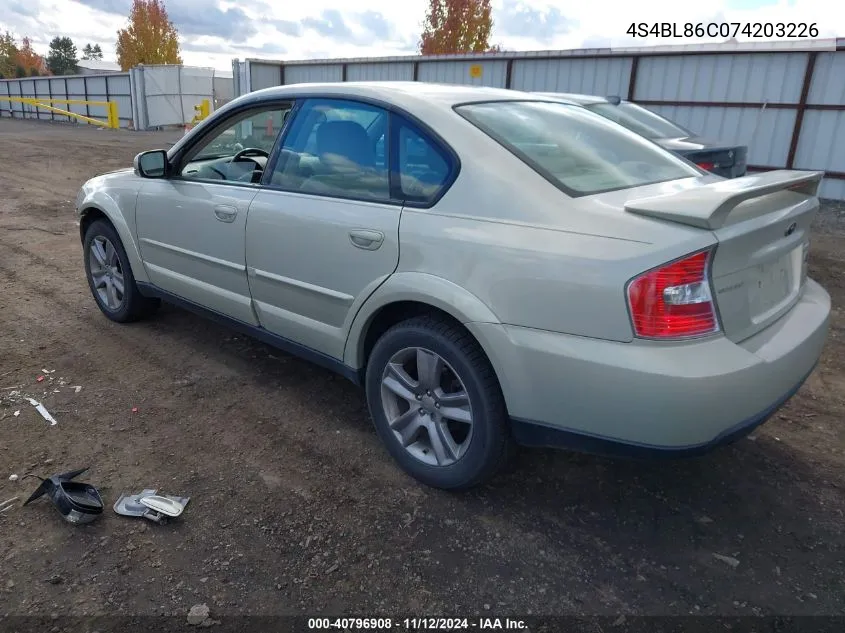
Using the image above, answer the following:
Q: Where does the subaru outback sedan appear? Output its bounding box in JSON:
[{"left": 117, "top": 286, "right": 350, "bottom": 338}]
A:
[{"left": 76, "top": 82, "right": 830, "bottom": 490}]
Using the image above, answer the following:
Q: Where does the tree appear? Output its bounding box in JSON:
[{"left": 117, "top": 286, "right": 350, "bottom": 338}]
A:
[
  {"left": 82, "top": 43, "right": 104, "bottom": 60},
  {"left": 15, "top": 37, "right": 47, "bottom": 76},
  {"left": 47, "top": 36, "right": 78, "bottom": 75},
  {"left": 116, "top": 0, "right": 182, "bottom": 71},
  {"left": 419, "top": 0, "right": 498, "bottom": 55},
  {"left": 0, "top": 31, "right": 19, "bottom": 79}
]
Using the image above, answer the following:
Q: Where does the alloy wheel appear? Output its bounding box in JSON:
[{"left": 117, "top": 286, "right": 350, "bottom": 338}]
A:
[
  {"left": 88, "top": 235, "right": 125, "bottom": 311},
  {"left": 380, "top": 347, "right": 474, "bottom": 467}
]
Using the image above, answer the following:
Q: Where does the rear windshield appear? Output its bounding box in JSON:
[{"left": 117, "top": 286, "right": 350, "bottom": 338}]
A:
[
  {"left": 456, "top": 100, "right": 699, "bottom": 196},
  {"left": 586, "top": 102, "right": 690, "bottom": 139}
]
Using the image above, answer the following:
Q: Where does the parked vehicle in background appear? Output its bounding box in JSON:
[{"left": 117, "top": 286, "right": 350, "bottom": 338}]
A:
[
  {"left": 535, "top": 92, "right": 748, "bottom": 179},
  {"left": 76, "top": 83, "right": 829, "bottom": 490}
]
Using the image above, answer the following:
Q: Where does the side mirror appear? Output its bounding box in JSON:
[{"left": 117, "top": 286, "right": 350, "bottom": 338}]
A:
[{"left": 134, "top": 150, "right": 168, "bottom": 178}]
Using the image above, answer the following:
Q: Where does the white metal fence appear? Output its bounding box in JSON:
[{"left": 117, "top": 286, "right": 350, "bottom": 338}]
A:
[
  {"left": 0, "top": 64, "right": 221, "bottom": 130},
  {"left": 129, "top": 65, "right": 217, "bottom": 130},
  {"left": 0, "top": 72, "right": 132, "bottom": 126},
  {"left": 233, "top": 38, "right": 845, "bottom": 200}
]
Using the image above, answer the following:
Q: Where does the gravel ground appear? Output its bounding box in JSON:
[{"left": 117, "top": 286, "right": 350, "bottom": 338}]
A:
[{"left": 0, "top": 119, "right": 843, "bottom": 624}]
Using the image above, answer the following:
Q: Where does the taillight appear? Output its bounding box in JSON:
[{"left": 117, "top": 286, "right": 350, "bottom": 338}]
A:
[
  {"left": 696, "top": 161, "right": 715, "bottom": 171},
  {"left": 626, "top": 249, "right": 719, "bottom": 339}
]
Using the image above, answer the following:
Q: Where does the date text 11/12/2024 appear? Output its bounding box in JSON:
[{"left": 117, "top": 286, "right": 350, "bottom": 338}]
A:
[
  {"left": 627, "top": 22, "right": 819, "bottom": 38},
  {"left": 307, "top": 617, "right": 528, "bottom": 630}
]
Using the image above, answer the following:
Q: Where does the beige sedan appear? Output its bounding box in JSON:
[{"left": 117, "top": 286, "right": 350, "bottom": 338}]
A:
[{"left": 76, "top": 82, "right": 830, "bottom": 490}]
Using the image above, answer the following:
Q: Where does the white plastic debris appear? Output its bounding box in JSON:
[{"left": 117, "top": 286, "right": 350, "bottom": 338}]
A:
[
  {"left": 8, "top": 474, "right": 18, "bottom": 482},
  {"left": 26, "top": 398, "right": 57, "bottom": 426},
  {"left": 713, "top": 553, "right": 740, "bottom": 568},
  {"left": 13, "top": 410, "right": 20, "bottom": 417},
  {"left": 0, "top": 496, "right": 18, "bottom": 513},
  {"left": 73, "top": 386, "right": 82, "bottom": 393}
]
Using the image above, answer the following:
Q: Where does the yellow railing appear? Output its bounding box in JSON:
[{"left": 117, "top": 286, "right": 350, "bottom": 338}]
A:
[
  {"left": 191, "top": 98, "right": 210, "bottom": 124},
  {"left": 1, "top": 96, "right": 119, "bottom": 129}
]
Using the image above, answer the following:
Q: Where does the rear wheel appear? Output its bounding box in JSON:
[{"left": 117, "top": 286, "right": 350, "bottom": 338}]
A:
[
  {"left": 83, "top": 219, "right": 159, "bottom": 323},
  {"left": 365, "top": 315, "right": 511, "bottom": 490}
]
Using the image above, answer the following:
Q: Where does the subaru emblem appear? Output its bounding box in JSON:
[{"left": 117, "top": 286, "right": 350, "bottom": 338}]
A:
[{"left": 785, "top": 222, "right": 797, "bottom": 236}]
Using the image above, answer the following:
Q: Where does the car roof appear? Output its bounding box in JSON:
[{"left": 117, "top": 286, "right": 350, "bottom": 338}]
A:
[
  {"left": 241, "top": 81, "right": 570, "bottom": 111},
  {"left": 533, "top": 92, "right": 616, "bottom": 106}
]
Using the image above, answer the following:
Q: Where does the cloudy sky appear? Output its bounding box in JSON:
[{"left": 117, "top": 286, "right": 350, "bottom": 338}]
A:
[{"left": 1, "top": 0, "right": 842, "bottom": 72}]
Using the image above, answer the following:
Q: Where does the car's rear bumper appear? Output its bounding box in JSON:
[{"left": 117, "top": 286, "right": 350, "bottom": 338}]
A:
[
  {"left": 468, "top": 278, "right": 830, "bottom": 456},
  {"left": 508, "top": 364, "right": 814, "bottom": 458}
]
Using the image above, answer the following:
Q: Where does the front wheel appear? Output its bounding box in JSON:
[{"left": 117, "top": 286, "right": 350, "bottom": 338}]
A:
[
  {"left": 83, "top": 219, "right": 159, "bottom": 323},
  {"left": 365, "top": 316, "right": 511, "bottom": 490}
]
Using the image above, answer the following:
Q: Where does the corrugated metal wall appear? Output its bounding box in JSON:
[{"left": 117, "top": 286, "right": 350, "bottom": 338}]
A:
[
  {"left": 0, "top": 72, "right": 133, "bottom": 127},
  {"left": 795, "top": 51, "right": 845, "bottom": 200},
  {"left": 347, "top": 62, "right": 414, "bottom": 82},
  {"left": 510, "top": 57, "right": 632, "bottom": 96},
  {"left": 648, "top": 105, "right": 797, "bottom": 168},
  {"left": 249, "top": 61, "right": 283, "bottom": 91},
  {"left": 635, "top": 53, "right": 807, "bottom": 102},
  {"left": 285, "top": 63, "right": 343, "bottom": 85},
  {"left": 234, "top": 43, "right": 845, "bottom": 200},
  {"left": 417, "top": 59, "right": 508, "bottom": 87}
]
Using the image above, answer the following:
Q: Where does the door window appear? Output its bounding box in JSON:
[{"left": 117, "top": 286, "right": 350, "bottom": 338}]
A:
[
  {"left": 179, "top": 105, "right": 292, "bottom": 185},
  {"left": 268, "top": 98, "right": 390, "bottom": 202}
]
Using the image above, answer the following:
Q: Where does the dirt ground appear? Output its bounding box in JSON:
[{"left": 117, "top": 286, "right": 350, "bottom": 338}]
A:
[{"left": 0, "top": 118, "right": 843, "bottom": 621}]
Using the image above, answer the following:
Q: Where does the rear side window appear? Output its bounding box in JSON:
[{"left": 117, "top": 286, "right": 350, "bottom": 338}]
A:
[
  {"left": 392, "top": 116, "right": 453, "bottom": 205},
  {"left": 455, "top": 100, "right": 699, "bottom": 197}
]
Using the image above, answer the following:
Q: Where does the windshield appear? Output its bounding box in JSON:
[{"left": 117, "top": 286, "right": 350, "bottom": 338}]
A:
[
  {"left": 586, "top": 102, "right": 690, "bottom": 140},
  {"left": 456, "top": 100, "right": 699, "bottom": 196}
]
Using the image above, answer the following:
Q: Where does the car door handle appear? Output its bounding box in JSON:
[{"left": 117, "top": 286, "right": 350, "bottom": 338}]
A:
[
  {"left": 349, "top": 229, "right": 384, "bottom": 251},
  {"left": 214, "top": 204, "right": 238, "bottom": 223}
]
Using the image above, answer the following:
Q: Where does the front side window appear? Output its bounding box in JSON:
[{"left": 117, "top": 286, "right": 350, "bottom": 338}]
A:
[
  {"left": 269, "top": 98, "right": 390, "bottom": 201},
  {"left": 456, "top": 100, "right": 699, "bottom": 196},
  {"left": 179, "top": 105, "right": 292, "bottom": 184},
  {"left": 586, "top": 102, "right": 691, "bottom": 140}
]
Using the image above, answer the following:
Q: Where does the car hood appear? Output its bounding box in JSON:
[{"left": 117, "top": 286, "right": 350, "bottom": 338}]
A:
[{"left": 656, "top": 136, "right": 739, "bottom": 152}]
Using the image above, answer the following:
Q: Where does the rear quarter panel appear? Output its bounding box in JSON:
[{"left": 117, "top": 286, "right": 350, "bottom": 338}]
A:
[{"left": 392, "top": 112, "right": 716, "bottom": 342}]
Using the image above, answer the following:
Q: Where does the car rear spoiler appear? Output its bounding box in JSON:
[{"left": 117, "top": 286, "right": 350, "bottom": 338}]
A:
[{"left": 624, "top": 170, "right": 824, "bottom": 230}]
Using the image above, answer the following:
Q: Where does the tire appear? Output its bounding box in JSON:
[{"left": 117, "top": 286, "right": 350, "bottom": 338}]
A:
[
  {"left": 365, "top": 315, "right": 512, "bottom": 490},
  {"left": 83, "top": 219, "right": 159, "bottom": 323}
]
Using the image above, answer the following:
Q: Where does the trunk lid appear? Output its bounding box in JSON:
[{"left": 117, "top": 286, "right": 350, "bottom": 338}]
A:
[{"left": 624, "top": 170, "right": 824, "bottom": 342}]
